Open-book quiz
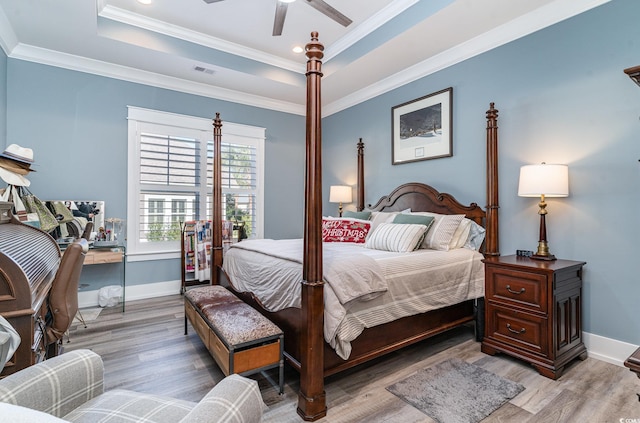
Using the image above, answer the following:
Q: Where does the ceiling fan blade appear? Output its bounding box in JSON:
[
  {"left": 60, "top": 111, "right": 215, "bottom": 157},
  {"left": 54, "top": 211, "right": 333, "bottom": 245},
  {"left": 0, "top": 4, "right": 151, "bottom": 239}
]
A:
[
  {"left": 272, "top": 2, "right": 288, "bottom": 36},
  {"left": 202, "top": 0, "right": 225, "bottom": 3},
  {"left": 305, "top": 0, "right": 352, "bottom": 27}
]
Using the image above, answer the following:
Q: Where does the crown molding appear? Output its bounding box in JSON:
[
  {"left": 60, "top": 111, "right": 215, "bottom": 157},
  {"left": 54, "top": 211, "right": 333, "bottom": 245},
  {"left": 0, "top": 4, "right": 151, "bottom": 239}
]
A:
[
  {"left": 0, "top": 6, "right": 17, "bottom": 56},
  {"left": 323, "top": 0, "right": 611, "bottom": 116},
  {"left": 98, "top": 4, "right": 304, "bottom": 74},
  {"left": 324, "top": 0, "right": 418, "bottom": 62},
  {"left": 9, "top": 43, "right": 305, "bottom": 116}
]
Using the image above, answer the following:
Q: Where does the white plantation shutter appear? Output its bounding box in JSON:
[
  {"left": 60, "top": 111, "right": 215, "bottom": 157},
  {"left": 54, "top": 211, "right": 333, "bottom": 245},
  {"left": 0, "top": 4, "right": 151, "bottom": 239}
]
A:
[
  {"left": 207, "top": 141, "right": 259, "bottom": 239},
  {"left": 128, "top": 107, "right": 264, "bottom": 259},
  {"left": 140, "top": 134, "right": 199, "bottom": 186}
]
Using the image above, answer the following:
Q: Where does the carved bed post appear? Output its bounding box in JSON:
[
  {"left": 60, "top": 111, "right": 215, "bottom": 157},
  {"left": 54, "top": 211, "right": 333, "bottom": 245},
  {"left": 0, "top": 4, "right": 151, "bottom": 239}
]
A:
[
  {"left": 357, "top": 138, "right": 365, "bottom": 211},
  {"left": 298, "top": 32, "right": 327, "bottom": 421},
  {"left": 211, "top": 113, "right": 223, "bottom": 284},
  {"left": 485, "top": 103, "right": 500, "bottom": 257}
]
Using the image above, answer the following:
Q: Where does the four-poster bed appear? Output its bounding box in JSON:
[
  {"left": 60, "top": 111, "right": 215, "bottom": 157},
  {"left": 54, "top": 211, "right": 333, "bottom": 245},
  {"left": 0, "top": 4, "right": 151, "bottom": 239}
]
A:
[{"left": 209, "top": 33, "right": 500, "bottom": 421}]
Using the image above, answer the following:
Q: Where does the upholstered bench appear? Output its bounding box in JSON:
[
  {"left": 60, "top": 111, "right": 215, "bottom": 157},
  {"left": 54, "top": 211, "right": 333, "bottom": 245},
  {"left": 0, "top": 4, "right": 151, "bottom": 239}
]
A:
[{"left": 184, "top": 285, "right": 284, "bottom": 394}]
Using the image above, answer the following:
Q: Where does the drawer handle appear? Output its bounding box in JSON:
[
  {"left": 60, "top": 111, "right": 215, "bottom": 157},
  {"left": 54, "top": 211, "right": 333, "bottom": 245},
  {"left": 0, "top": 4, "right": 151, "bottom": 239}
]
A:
[
  {"left": 505, "top": 285, "right": 525, "bottom": 295},
  {"left": 506, "top": 323, "right": 526, "bottom": 335}
]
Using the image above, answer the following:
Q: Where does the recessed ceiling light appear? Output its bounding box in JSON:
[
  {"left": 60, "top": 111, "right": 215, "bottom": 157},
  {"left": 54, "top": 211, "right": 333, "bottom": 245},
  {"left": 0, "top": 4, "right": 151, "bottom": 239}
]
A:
[
  {"left": 280, "top": 0, "right": 296, "bottom": 3},
  {"left": 137, "top": 0, "right": 152, "bottom": 5},
  {"left": 292, "top": 46, "right": 303, "bottom": 54}
]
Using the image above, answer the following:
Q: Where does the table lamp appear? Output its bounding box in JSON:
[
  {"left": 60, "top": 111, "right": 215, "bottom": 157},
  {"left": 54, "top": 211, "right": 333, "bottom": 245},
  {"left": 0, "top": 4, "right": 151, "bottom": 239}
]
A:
[
  {"left": 329, "top": 185, "right": 352, "bottom": 217},
  {"left": 517, "top": 163, "right": 569, "bottom": 261}
]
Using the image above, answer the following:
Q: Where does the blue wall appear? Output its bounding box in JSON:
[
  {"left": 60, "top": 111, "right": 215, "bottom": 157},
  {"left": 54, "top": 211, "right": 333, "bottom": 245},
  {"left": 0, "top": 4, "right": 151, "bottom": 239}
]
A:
[
  {"left": 0, "top": 47, "right": 6, "bottom": 145},
  {"left": 323, "top": 0, "right": 640, "bottom": 345},
  {"left": 5, "top": 61, "right": 307, "bottom": 290}
]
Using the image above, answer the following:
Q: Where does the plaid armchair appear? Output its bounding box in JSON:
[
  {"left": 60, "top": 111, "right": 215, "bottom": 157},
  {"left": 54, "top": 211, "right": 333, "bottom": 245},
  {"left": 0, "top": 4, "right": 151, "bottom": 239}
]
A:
[{"left": 0, "top": 349, "right": 264, "bottom": 423}]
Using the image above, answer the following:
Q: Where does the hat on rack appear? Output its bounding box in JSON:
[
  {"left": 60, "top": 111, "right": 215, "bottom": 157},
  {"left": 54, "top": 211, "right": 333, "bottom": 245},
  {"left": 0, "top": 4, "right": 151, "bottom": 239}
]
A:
[
  {"left": 0, "top": 144, "right": 36, "bottom": 174},
  {"left": 0, "top": 144, "right": 35, "bottom": 187},
  {"left": 0, "top": 166, "right": 30, "bottom": 187}
]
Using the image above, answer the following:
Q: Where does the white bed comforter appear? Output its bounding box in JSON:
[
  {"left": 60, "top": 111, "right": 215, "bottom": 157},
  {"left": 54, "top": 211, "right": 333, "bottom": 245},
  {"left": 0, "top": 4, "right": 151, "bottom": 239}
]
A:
[{"left": 223, "top": 239, "right": 484, "bottom": 359}]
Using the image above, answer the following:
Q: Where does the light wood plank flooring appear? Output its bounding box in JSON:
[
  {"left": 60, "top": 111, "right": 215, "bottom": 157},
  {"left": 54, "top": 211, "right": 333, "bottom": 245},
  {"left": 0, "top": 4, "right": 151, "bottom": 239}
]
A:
[{"left": 67, "top": 295, "right": 640, "bottom": 422}]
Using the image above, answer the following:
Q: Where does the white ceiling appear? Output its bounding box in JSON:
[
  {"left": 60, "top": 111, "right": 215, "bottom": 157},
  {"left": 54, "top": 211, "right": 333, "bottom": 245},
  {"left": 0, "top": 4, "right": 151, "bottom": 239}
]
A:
[{"left": 0, "top": 0, "right": 609, "bottom": 116}]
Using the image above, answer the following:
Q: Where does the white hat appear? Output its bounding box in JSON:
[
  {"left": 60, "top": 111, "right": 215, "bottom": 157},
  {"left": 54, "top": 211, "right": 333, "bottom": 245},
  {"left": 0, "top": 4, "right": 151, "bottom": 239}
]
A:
[
  {"left": 0, "top": 166, "right": 30, "bottom": 187},
  {"left": 0, "top": 144, "right": 34, "bottom": 164}
]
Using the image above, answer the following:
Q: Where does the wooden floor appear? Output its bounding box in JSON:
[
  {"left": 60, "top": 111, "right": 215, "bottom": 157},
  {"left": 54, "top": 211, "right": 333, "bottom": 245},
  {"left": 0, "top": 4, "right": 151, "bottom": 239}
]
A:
[{"left": 67, "top": 295, "right": 640, "bottom": 422}]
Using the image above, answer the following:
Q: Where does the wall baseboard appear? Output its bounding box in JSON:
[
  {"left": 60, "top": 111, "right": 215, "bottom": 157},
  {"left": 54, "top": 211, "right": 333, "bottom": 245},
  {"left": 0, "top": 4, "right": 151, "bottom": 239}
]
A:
[
  {"left": 78, "top": 279, "right": 182, "bottom": 309},
  {"left": 583, "top": 332, "right": 638, "bottom": 368},
  {"left": 78, "top": 280, "right": 638, "bottom": 368}
]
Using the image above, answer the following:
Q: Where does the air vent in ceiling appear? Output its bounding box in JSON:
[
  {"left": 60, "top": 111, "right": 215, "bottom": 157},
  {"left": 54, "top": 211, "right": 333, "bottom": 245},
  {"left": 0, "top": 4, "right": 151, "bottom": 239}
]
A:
[{"left": 193, "top": 65, "right": 215, "bottom": 75}]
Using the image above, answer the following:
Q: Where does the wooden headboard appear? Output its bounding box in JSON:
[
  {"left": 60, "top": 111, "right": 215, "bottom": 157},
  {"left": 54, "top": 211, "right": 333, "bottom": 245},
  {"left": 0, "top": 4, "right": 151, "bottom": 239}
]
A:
[{"left": 368, "top": 182, "right": 486, "bottom": 227}]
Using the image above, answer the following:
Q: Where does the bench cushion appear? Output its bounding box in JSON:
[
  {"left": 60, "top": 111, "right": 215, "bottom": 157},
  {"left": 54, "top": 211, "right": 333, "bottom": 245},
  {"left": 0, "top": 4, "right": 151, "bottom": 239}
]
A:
[{"left": 185, "top": 286, "right": 282, "bottom": 347}]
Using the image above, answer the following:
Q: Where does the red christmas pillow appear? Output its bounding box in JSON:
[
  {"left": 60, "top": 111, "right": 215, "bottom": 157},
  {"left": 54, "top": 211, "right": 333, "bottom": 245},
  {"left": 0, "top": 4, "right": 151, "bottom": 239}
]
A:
[{"left": 322, "top": 218, "right": 371, "bottom": 243}]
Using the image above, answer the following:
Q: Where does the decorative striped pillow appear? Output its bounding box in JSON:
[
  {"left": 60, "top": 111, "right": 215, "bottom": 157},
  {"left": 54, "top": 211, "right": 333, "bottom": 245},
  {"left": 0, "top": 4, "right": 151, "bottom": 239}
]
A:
[
  {"left": 411, "top": 212, "right": 465, "bottom": 251},
  {"left": 364, "top": 223, "right": 428, "bottom": 253}
]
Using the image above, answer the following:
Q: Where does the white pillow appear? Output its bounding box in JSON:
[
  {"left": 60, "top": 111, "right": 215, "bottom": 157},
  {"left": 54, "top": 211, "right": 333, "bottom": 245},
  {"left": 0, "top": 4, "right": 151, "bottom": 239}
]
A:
[
  {"left": 463, "top": 220, "right": 486, "bottom": 251},
  {"left": 409, "top": 212, "right": 465, "bottom": 251},
  {"left": 449, "top": 218, "right": 473, "bottom": 250},
  {"left": 364, "top": 223, "right": 427, "bottom": 253},
  {"left": 368, "top": 211, "right": 399, "bottom": 234}
]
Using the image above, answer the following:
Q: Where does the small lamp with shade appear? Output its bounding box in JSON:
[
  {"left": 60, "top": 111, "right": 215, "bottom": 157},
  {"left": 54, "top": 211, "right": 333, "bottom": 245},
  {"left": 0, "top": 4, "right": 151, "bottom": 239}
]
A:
[
  {"left": 517, "top": 163, "right": 569, "bottom": 261},
  {"left": 329, "top": 185, "right": 352, "bottom": 217}
]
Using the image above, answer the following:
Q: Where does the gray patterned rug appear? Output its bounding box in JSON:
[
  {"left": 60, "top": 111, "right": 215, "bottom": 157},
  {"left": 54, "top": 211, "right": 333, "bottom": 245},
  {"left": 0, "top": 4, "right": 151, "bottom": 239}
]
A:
[{"left": 387, "top": 358, "right": 524, "bottom": 423}]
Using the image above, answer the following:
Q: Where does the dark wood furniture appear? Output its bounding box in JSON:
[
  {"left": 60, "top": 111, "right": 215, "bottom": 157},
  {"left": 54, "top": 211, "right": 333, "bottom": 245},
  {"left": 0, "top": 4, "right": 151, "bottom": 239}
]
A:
[
  {"left": 0, "top": 201, "right": 60, "bottom": 377},
  {"left": 211, "top": 33, "right": 501, "bottom": 421},
  {"left": 482, "top": 255, "right": 587, "bottom": 379},
  {"left": 624, "top": 65, "right": 640, "bottom": 87},
  {"left": 624, "top": 347, "right": 640, "bottom": 401}
]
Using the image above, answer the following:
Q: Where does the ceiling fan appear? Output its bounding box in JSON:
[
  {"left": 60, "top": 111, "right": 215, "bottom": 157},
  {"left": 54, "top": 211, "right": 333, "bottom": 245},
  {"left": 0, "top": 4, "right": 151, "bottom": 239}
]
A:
[{"left": 202, "top": 0, "right": 352, "bottom": 36}]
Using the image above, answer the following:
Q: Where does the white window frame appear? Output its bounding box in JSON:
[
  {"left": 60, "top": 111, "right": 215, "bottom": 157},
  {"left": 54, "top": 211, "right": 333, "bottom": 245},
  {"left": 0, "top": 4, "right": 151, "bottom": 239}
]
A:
[{"left": 127, "top": 106, "right": 265, "bottom": 261}]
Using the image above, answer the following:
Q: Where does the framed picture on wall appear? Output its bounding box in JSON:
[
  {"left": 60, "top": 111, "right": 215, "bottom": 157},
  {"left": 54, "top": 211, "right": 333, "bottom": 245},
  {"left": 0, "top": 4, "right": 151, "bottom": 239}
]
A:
[{"left": 391, "top": 87, "right": 453, "bottom": 165}]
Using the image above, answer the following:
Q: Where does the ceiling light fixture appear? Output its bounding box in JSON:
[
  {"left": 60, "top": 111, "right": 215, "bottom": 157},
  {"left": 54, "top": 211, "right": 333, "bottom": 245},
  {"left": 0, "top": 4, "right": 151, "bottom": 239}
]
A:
[
  {"left": 279, "top": 0, "right": 297, "bottom": 3},
  {"left": 292, "top": 46, "right": 303, "bottom": 54}
]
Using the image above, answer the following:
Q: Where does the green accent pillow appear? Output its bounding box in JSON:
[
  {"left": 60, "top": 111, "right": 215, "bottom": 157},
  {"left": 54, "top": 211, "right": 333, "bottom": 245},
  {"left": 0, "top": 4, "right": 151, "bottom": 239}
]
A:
[
  {"left": 343, "top": 210, "right": 372, "bottom": 220},
  {"left": 393, "top": 213, "right": 435, "bottom": 228}
]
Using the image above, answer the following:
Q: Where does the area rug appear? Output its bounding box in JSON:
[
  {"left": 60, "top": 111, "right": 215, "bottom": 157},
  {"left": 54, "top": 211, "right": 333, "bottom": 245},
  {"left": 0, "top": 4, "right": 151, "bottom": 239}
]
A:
[
  {"left": 73, "top": 307, "right": 102, "bottom": 325},
  {"left": 387, "top": 358, "right": 524, "bottom": 423}
]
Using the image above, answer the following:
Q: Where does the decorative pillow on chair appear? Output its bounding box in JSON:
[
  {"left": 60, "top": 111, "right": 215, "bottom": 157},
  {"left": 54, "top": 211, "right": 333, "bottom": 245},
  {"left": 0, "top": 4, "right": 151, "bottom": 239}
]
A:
[
  {"left": 364, "top": 223, "right": 428, "bottom": 253},
  {"left": 322, "top": 218, "right": 371, "bottom": 243}
]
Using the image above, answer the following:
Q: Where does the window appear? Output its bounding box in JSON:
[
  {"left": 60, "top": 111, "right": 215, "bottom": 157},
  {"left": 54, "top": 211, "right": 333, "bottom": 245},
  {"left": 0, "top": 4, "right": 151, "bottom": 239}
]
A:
[{"left": 127, "top": 107, "right": 265, "bottom": 260}]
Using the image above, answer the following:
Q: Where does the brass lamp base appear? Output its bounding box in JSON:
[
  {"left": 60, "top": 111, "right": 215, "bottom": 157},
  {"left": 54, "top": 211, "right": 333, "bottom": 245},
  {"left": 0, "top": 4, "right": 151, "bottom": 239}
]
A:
[
  {"left": 530, "top": 241, "right": 557, "bottom": 261},
  {"left": 531, "top": 253, "right": 557, "bottom": 261}
]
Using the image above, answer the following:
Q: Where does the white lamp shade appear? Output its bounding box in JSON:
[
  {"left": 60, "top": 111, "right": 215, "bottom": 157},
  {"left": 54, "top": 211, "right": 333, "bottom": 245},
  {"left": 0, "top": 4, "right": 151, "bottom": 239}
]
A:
[
  {"left": 518, "top": 164, "right": 569, "bottom": 197},
  {"left": 329, "top": 185, "right": 352, "bottom": 203}
]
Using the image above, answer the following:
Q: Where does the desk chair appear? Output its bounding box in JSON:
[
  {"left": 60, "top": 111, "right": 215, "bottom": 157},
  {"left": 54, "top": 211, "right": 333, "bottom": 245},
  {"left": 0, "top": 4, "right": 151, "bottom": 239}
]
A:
[{"left": 46, "top": 239, "right": 88, "bottom": 357}]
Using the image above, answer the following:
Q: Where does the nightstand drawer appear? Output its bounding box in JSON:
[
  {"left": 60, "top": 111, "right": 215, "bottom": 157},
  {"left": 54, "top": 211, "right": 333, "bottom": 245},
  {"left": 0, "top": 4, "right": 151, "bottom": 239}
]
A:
[
  {"left": 486, "top": 266, "right": 547, "bottom": 312},
  {"left": 487, "top": 306, "right": 547, "bottom": 356}
]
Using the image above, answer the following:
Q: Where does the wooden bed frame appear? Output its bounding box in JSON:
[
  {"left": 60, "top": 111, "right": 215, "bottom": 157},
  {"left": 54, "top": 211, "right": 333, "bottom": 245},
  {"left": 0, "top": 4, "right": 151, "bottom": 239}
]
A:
[{"left": 210, "top": 33, "right": 500, "bottom": 421}]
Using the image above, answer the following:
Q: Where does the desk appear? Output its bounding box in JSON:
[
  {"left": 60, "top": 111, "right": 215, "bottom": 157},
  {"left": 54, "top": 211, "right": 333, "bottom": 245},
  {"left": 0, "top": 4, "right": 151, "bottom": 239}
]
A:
[
  {"left": 84, "top": 248, "right": 123, "bottom": 265},
  {"left": 66, "top": 245, "right": 126, "bottom": 312}
]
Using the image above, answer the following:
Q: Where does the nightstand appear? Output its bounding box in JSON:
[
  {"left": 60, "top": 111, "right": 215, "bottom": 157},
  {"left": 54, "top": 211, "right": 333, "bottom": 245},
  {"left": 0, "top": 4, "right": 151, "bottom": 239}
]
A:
[{"left": 481, "top": 255, "right": 587, "bottom": 379}]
